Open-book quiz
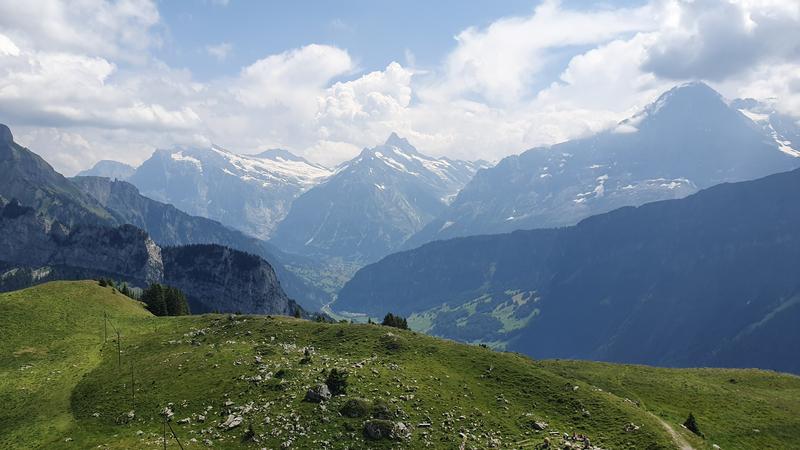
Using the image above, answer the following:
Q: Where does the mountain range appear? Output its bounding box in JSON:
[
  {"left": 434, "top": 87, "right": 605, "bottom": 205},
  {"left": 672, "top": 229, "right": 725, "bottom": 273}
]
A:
[
  {"left": 70, "top": 175, "right": 330, "bottom": 309},
  {"left": 271, "top": 133, "right": 487, "bottom": 263},
  {"left": 406, "top": 82, "right": 799, "bottom": 248},
  {"left": 76, "top": 159, "right": 136, "bottom": 179},
  {"left": 123, "top": 145, "right": 332, "bottom": 240},
  {"left": 338, "top": 166, "right": 800, "bottom": 373},
  {"left": 0, "top": 124, "right": 303, "bottom": 316}
]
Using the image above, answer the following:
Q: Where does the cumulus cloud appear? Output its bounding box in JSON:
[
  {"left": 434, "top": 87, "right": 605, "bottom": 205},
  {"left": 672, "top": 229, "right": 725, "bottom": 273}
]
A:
[
  {"left": 205, "top": 42, "right": 232, "bottom": 61},
  {"left": 428, "top": 0, "right": 657, "bottom": 105},
  {"left": 0, "top": 0, "right": 160, "bottom": 61},
  {"left": 1, "top": 0, "right": 799, "bottom": 176},
  {"left": 642, "top": 0, "right": 800, "bottom": 81}
]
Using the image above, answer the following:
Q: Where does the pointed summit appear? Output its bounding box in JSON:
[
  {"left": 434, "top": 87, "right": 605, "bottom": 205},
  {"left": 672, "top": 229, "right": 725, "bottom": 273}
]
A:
[
  {"left": 385, "top": 132, "right": 412, "bottom": 148},
  {"left": 643, "top": 81, "right": 727, "bottom": 118}
]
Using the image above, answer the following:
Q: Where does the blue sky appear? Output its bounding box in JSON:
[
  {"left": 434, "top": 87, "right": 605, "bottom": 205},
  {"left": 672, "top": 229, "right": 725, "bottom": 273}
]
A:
[
  {"left": 0, "top": 0, "right": 798, "bottom": 174},
  {"left": 157, "top": 1, "right": 542, "bottom": 79}
]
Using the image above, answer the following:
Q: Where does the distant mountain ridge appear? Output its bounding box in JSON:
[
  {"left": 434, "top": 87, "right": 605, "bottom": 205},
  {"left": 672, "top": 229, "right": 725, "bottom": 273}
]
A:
[
  {"left": 0, "top": 124, "right": 304, "bottom": 316},
  {"left": 338, "top": 167, "right": 800, "bottom": 373},
  {"left": 406, "top": 82, "right": 800, "bottom": 248},
  {"left": 70, "top": 175, "right": 330, "bottom": 309},
  {"left": 271, "top": 133, "right": 488, "bottom": 263},
  {"left": 127, "top": 144, "right": 332, "bottom": 239},
  {"left": 77, "top": 160, "right": 135, "bottom": 180}
]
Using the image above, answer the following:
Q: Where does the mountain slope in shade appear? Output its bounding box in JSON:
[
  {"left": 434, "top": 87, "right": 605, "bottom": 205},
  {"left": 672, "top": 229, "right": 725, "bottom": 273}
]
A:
[
  {"left": 0, "top": 199, "right": 303, "bottom": 316},
  {"left": 128, "top": 145, "right": 332, "bottom": 239},
  {"left": 0, "top": 124, "right": 116, "bottom": 228},
  {"left": 338, "top": 167, "right": 800, "bottom": 374},
  {"left": 76, "top": 160, "right": 135, "bottom": 180},
  {"left": 0, "top": 125, "right": 304, "bottom": 316},
  {"left": 71, "top": 176, "right": 330, "bottom": 309},
  {"left": 271, "top": 133, "right": 486, "bottom": 263},
  {"left": 406, "top": 82, "right": 800, "bottom": 248}
]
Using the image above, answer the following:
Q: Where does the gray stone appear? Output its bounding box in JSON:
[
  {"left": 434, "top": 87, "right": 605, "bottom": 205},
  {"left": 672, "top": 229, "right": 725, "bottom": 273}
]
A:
[{"left": 304, "top": 383, "right": 331, "bottom": 402}]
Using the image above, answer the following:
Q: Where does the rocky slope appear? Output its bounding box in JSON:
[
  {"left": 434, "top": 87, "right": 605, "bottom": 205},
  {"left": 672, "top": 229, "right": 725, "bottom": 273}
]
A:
[
  {"left": 272, "top": 133, "right": 487, "bottom": 263},
  {"left": 0, "top": 125, "right": 303, "bottom": 316},
  {"left": 0, "top": 200, "right": 301, "bottom": 315},
  {"left": 162, "top": 245, "right": 295, "bottom": 314},
  {"left": 128, "top": 145, "right": 331, "bottom": 239},
  {"left": 338, "top": 167, "right": 800, "bottom": 374},
  {"left": 71, "top": 176, "right": 330, "bottom": 309},
  {"left": 407, "top": 82, "right": 800, "bottom": 248},
  {"left": 0, "top": 124, "right": 116, "bottom": 228}
]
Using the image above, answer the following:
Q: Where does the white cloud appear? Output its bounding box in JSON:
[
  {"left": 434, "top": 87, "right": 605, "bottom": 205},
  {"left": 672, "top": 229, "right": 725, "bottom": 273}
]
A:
[
  {"left": 0, "top": 0, "right": 160, "bottom": 61},
  {"left": 428, "top": 0, "right": 657, "bottom": 105},
  {"left": 642, "top": 0, "right": 800, "bottom": 81},
  {"left": 205, "top": 42, "right": 232, "bottom": 61},
  {"left": 0, "top": 33, "right": 19, "bottom": 56},
  {"left": 1, "top": 0, "right": 799, "bottom": 177}
]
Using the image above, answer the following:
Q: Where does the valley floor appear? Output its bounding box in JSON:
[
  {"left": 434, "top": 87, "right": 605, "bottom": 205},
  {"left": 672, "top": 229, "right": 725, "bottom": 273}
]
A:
[{"left": 1, "top": 281, "right": 798, "bottom": 449}]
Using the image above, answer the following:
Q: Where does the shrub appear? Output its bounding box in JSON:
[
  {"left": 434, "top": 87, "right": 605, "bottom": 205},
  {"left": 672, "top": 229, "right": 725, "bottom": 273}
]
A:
[
  {"left": 340, "top": 398, "right": 371, "bottom": 418},
  {"left": 684, "top": 413, "right": 704, "bottom": 438},
  {"left": 371, "top": 399, "right": 394, "bottom": 420},
  {"left": 379, "top": 332, "right": 406, "bottom": 352},
  {"left": 325, "top": 368, "right": 348, "bottom": 395},
  {"left": 363, "top": 419, "right": 395, "bottom": 440}
]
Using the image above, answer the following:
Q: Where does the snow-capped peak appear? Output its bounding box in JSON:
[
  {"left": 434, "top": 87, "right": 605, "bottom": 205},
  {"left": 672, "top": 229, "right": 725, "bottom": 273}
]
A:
[{"left": 159, "top": 145, "right": 332, "bottom": 189}]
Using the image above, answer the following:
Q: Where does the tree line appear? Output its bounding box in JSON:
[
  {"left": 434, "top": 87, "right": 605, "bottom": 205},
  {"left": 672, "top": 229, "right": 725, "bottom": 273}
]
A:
[
  {"left": 98, "top": 278, "right": 190, "bottom": 317},
  {"left": 141, "top": 283, "right": 190, "bottom": 316}
]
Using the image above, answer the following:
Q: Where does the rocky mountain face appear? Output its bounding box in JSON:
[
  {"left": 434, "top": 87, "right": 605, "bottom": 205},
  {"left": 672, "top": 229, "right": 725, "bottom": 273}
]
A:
[
  {"left": 71, "top": 176, "right": 330, "bottom": 309},
  {"left": 406, "top": 82, "right": 800, "bottom": 248},
  {"left": 0, "top": 125, "right": 303, "bottom": 316},
  {"left": 271, "top": 133, "right": 487, "bottom": 263},
  {"left": 0, "top": 124, "right": 116, "bottom": 229},
  {"left": 128, "top": 145, "right": 332, "bottom": 240},
  {"left": 0, "top": 201, "right": 162, "bottom": 283},
  {"left": 162, "top": 245, "right": 294, "bottom": 314},
  {"left": 338, "top": 167, "right": 800, "bottom": 373},
  {"left": 0, "top": 200, "right": 301, "bottom": 316},
  {"left": 77, "top": 160, "right": 135, "bottom": 180}
]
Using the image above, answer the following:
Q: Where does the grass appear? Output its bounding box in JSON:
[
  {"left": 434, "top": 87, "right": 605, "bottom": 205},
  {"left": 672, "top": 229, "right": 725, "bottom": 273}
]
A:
[
  {"left": 2, "top": 281, "right": 799, "bottom": 449},
  {"left": 539, "top": 360, "right": 800, "bottom": 450}
]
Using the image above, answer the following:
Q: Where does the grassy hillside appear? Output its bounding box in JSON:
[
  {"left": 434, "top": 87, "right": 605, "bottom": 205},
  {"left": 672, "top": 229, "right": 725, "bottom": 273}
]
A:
[{"left": 1, "top": 282, "right": 798, "bottom": 449}]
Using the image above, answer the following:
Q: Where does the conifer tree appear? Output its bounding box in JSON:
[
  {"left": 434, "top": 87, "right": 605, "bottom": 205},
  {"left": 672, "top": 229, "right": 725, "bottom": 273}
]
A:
[{"left": 142, "top": 283, "right": 167, "bottom": 316}]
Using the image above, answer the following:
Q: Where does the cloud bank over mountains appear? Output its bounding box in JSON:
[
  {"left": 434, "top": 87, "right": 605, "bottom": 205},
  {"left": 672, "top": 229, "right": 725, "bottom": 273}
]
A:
[{"left": 0, "top": 0, "right": 798, "bottom": 174}]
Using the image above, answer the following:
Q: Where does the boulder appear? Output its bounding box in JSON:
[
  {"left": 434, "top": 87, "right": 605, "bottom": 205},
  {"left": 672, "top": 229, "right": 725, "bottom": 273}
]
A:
[
  {"left": 364, "top": 419, "right": 394, "bottom": 440},
  {"left": 219, "top": 414, "right": 243, "bottom": 430},
  {"left": 304, "top": 383, "right": 331, "bottom": 402}
]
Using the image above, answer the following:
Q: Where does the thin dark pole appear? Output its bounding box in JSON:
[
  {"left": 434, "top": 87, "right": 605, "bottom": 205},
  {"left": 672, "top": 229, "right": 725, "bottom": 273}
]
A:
[
  {"left": 163, "top": 417, "right": 167, "bottom": 449},
  {"left": 167, "top": 420, "right": 185, "bottom": 450},
  {"left": 131, "top": 358, "right": 135, "bottom": 410},
  {"left": 116, "top": 330, "right": 121, "bottom": 369}
]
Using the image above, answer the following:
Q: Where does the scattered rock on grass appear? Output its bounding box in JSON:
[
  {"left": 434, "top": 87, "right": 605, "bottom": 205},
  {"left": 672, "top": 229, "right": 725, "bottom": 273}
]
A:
[{"left": 304, "top": 383, "right": 331, "bottom": 402}]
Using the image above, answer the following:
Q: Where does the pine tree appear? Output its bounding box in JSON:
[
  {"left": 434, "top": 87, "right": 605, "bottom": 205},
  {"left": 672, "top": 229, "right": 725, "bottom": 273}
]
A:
[
  {"left": 683, "top": 413, "right": 704, "bottom": 437},
  {"left": 142, "top": 283, "right": 167, "bottom": 316},
  {"left": 165, "top": 287, "right": 190, "bottom": 316},
  {"left": 381, "top": 313, "right": 408, "bottom": 330}
]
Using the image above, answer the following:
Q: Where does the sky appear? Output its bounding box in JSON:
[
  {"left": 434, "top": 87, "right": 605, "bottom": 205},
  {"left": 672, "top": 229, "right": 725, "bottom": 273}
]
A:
[{"left": 0, "top": 0, "right": 799, "bottom": 175}]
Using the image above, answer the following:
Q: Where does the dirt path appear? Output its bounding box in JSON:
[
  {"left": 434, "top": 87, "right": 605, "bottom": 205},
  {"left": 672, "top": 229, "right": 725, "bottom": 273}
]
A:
[{"left": 649, "top": 413, "right": 695, "bottom": 450}]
